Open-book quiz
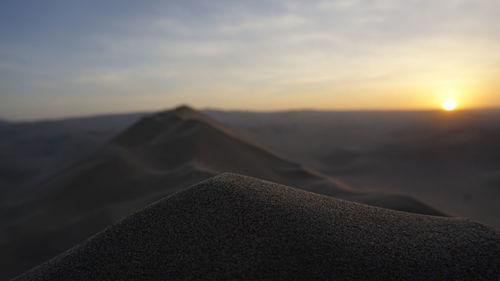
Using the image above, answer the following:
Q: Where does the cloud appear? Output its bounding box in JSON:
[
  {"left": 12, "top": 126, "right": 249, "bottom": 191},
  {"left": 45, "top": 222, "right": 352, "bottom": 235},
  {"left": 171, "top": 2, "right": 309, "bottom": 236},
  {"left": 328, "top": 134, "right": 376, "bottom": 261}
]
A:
[
  {"left": 1, "top": 0, "right": 500, "bottom": 118},
  {"left": 317, "top": 0, "right": 361, "bottom": 11},
  {"left": 214, "top": 14, "right": 308, "bottom": 34}
]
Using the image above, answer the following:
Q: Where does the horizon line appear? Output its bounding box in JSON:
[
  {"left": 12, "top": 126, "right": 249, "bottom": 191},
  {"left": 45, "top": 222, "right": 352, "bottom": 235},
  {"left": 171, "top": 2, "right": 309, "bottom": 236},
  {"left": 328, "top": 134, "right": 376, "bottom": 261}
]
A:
[{"left": 2, "top": 105, "right": 500, "bottom": 123}]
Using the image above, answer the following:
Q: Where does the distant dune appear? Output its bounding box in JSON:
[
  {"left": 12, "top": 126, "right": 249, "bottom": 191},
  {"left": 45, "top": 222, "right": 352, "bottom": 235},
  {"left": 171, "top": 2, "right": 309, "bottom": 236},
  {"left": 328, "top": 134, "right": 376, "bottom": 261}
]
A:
[
  {"left": 0, "top": 106, "right": 442, "bottom": 280},
  {"left": 0, "top": 112, "right": 146, "bottom": 199},
  {"left": 12, "top": 174, "right": 500, "bottom": 281},
  {"left": 2, "top": 109, "right": 499, "bottom": 228},
  {"left": 209, "top": 109, "right": 500, "bottom": 228}
]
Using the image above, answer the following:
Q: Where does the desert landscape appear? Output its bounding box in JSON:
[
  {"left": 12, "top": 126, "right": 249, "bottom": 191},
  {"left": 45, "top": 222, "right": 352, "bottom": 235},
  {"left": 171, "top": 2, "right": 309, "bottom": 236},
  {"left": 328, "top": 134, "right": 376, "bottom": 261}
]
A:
[
  {"left": 1, "top": 0, "right": 499, "bottom": 280},
  {"left": 0, "top": 106, "right": 499, "bottom": 280}
]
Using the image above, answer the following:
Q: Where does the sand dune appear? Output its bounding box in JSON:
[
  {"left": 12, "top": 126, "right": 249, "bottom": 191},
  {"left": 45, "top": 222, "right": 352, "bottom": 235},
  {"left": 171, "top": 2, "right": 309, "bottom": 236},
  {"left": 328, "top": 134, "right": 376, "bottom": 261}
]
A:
[
  {"left": 109, "top": 105, "right": 440, "bottom": 214},
  {"left": 0, "top": 106, "right": 444, "bottom": 280},
  {"left": 12, "top": 174, "right": 500, "bottom": 281},
  {"left": 210, "top": 109, "right": 500, "bottom": 228},
  {"left": 0, "top": 112, "right": 145, "bottom": 200}
]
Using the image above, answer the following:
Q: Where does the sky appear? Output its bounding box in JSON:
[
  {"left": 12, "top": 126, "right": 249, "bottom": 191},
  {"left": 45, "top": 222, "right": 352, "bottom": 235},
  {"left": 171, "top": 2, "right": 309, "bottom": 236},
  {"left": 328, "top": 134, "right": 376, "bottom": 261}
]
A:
[{"left": 1, "top": 0, "right": 499, "bottom": 120}]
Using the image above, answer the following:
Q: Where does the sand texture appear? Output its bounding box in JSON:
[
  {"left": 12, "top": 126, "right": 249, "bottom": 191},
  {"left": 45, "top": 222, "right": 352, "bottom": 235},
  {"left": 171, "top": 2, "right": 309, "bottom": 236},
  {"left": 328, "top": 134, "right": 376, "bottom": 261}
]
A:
[{"left": 13, "top": 173, "right": 500, "bottom": 281}]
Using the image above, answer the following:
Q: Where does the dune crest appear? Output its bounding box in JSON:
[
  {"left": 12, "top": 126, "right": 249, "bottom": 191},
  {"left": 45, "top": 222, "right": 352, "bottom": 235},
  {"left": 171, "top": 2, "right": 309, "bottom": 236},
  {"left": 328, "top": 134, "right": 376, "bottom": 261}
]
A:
[{"left": 13, "top": 174, "right": 500, "bottom": 281}]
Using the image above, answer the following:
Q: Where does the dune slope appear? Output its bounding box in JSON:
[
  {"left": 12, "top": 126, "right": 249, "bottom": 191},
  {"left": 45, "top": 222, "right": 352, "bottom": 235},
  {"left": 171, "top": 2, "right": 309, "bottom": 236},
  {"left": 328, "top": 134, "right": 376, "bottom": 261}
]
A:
[
  {"left": 1, "top": 106, "right": 442, "bottom": 280},
  {"left": 13, "top": 173, "right": 500, "bottom": 281}
]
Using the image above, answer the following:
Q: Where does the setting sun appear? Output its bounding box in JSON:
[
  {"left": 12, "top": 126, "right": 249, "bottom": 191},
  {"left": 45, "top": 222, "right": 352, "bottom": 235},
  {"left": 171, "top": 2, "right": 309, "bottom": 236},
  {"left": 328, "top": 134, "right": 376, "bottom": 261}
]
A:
[{"left": 442, "top": 99, "right": 458, "bottom": 111}]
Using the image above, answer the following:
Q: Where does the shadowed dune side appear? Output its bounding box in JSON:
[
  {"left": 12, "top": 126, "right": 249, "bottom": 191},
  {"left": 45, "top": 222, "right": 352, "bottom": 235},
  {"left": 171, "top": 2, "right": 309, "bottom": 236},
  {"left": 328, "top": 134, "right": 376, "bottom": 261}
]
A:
[
  {"left": 13, "top": 174, "right": 500, "bottom": 281},
  {"left": 0, "top": 112, "right": 146, "bottom": 202},
  {"left": 0, "top": 106, "right": 443, "bottom": 280}
]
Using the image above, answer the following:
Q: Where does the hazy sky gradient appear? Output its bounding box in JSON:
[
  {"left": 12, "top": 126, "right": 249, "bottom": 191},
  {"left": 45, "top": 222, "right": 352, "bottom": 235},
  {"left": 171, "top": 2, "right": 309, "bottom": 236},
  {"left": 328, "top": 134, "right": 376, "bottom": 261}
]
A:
[{"left": 1, "top": 0, "right": 499, "bottom": 120}]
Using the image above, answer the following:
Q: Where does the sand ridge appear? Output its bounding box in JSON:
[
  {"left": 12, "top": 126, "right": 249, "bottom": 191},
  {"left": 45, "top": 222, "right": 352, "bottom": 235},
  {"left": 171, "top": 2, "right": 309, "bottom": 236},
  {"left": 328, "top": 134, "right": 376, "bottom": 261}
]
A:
[{"left": 12, "top": 173, "right": 500, "bottom": 281}]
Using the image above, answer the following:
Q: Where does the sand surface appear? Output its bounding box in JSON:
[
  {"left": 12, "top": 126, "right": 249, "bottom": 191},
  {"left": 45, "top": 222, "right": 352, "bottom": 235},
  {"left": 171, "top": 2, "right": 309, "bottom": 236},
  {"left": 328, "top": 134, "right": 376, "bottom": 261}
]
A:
[
  {"left": 1, "top": 106, "right": 444, "bottom": 280},
  {"left": 13, "top": 173, "right": 500, "bottom": 281}
]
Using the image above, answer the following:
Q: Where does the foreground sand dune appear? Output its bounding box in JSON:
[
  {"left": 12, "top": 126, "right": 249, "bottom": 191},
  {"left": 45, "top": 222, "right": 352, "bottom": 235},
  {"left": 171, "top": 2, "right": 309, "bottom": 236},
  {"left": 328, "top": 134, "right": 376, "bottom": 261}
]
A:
[{"left": 13, "top": 173, "right": 500, "bottom": 281}]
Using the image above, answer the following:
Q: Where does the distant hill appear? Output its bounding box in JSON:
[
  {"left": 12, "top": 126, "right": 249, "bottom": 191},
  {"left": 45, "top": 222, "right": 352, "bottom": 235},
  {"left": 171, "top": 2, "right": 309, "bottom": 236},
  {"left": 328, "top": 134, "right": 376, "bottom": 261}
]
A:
[
  {"left": 0, "top": 106, "right": 441, "bottom": 280},
  {"left": 0, "top": 112, "right": 146, "bottom": 199},
  {"left": 208, "top": 109, "right": 500, "bottom": 228},
  {"left": 2, "top": 108, "right": 499, "bottom": 227}
]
